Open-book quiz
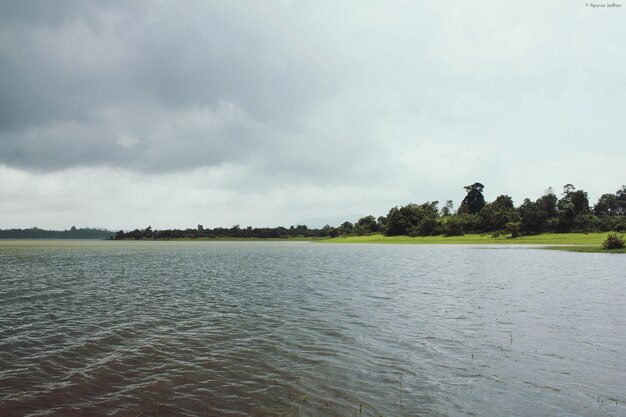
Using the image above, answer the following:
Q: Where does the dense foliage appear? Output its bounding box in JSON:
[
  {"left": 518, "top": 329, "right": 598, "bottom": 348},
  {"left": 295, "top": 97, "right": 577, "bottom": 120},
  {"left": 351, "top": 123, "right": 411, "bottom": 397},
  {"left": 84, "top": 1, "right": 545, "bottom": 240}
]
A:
[
  {"left": 111, "top": 183, "right": 626, "bottom": 240},
  {"left": 114, "top": 224, "right": 327, "bottom": 240},
  {"left": 0, "top": 227, "right": 114, "bottom": 239},
  {"left": 602, "top": 233, "right": 625, "bottom": 250}
]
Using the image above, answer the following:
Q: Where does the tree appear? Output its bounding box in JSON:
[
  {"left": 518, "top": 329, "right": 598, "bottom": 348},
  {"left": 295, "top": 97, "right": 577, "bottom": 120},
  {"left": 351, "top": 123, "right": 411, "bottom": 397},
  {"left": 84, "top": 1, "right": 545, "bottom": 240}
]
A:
[
  {"left": 594, "top": 194, "right": 619, "bottom": 216},
  {"left": 459, "top": 183, "right": 486, "bottom": 215},
  {"left": 376, "top": 216, "right": 388, "bottom": 234},
  {"left": 354, "top": 215, "right": 378, "bottom": 235},
  {"left": 558, "top": 184, "right": 589, "bottom": 216},
  {"left": 338, "top": 221, "right": 353, "bottom": 235},
  {"left": 505, "top": 222, "right": 520, "bottom": 238},
  {"left": 557, "top": 185, "right": 590, "bottom": 231},
  {"left": 480, "top": 195, "right": 518, "bottom": 232},
  {"left": 322, "top": 225, "right": 338, "bottom": 238},
  {"left": 440, "top": 200, "right": 454, "bottom": 217},
  {"left": 386, "top": 206, "right": 410, "bottom": 236},
  {"left": 443, "top": 216, "right": 464, "bottom": 236},
  {"left": 386, "top": 202, "right": 439, "bottom": 236},
  {"left": 492, "top": 195, "right": 514, "bottom": 209},
  {"left": 519, "top": 198, "right": 546, "bottom": 234},
  {"left": 562, "top": 183, "right": 575, "bottom": 194},
  {"left": 557, "top": 201, "right": 576, "bottom": 232},
  {"left": 537, "top": 188, "right": 558, "bottom": 219},
  {"left": 616, "top": 185, "right": 626, "bottom": 214}
]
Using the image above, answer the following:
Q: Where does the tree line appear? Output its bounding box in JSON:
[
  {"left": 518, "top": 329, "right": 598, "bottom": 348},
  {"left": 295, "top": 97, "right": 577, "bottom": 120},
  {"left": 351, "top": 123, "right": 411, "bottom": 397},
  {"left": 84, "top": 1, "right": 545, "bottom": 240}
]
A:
[
  {"left": 113, "top": 183, "right": 626, "bottom": 240},
  {"left": 0, "top": 226, "right": 115, "bottom": 239}
]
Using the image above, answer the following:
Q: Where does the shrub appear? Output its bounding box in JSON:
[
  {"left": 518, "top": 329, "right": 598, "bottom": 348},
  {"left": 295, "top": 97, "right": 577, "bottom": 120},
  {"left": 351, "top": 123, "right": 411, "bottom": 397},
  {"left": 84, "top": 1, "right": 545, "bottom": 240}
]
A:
[
  {"left": 407, "top": 226, "right": 420, "bottom": 237},
  {"left": 505, "top": 222, "right": 521, "bottom": 238},
  {"left": 602, "top": 233, "right": 625, "bottom": 249},
  {"left": 444, "top": 217, "right": 464, "bottom": 236}
]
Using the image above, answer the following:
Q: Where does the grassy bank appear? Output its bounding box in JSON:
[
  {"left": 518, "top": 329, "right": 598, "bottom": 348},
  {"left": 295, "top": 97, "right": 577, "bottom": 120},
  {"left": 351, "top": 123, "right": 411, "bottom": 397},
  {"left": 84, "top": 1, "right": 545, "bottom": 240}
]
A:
[
  {"left": 320, "top": 233, "right": 625, "bottom": 253},
  {"left": 171, "top": 236, "right": 321, "bottom": 241}
]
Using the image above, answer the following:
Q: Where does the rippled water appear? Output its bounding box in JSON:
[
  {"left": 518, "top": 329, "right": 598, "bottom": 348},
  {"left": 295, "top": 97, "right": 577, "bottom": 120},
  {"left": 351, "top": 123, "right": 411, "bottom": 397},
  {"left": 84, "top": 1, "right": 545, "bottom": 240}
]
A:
[{"left": 0, "top": 240, "right": 625, "bottom": 417}]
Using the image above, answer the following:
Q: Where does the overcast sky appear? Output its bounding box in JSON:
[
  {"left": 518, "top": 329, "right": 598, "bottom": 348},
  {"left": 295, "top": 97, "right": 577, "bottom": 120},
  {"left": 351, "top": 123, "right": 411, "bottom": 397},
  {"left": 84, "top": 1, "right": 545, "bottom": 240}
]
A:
[{"left": 1, "top": 0, "right": 625, "bottom": 230}]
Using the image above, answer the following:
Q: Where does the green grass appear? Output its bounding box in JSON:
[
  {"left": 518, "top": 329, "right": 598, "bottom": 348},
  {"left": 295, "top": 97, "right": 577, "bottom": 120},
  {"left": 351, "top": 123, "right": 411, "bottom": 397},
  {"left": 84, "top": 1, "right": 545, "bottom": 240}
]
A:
[
  {"left": 319, "top": 233, "right": 625, "bottom": 253},
  {"left": 171, "top": 236, "right": 321, "bottom": 241},
  {"left": 320, "top": 232, "right": 611, "bottom": 245}
]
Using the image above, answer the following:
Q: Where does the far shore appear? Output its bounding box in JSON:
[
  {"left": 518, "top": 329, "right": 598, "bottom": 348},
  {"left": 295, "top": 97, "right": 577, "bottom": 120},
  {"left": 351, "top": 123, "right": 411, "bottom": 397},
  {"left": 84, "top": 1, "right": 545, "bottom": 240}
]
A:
[
  {"left": 126, "top": 232, "right": 625, "bottom": 253},
  {"left": 1, "top": 232, "right": 623, "bottom": 253},
  {"left": 318, "top": 232, "right": 625, "bottom": 253}
]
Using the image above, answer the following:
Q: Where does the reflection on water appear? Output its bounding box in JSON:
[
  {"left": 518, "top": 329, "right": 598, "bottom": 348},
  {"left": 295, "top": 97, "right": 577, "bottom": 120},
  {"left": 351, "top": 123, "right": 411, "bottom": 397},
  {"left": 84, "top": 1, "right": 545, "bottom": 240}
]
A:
[{"left": 0, "top": 241, "right": 625, "bottom": 416}]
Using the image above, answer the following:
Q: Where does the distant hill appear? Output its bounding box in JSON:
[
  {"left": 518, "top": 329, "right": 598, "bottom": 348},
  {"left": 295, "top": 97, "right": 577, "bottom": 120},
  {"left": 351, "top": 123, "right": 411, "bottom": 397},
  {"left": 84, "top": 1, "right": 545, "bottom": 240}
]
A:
[{"left": 0, "top": 227, "right": 115, "bottom": 239}]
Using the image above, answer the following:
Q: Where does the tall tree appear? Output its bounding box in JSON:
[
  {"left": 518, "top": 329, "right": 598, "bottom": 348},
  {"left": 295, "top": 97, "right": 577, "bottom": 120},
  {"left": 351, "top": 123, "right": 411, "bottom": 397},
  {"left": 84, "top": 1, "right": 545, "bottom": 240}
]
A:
[
  {"left": 355, "top": 215, "right": 378, "bottom": 235},
  {"left": 537, "top": 187, "right": 558, "bottom": 218},
  {"left": 594, "top": 194, "right": 619, "bottom": 216},
  {"left": 440, "top": 200, "right": 454, "bottom": 217},
  {"left": 616, "top": 185, "right": 626, "bottom": 215},
  {"left": 386, "top": 202, "right": 439, "bottom": 236},
  {"left": 480, "top": 195, "right": 518, "bottom": 231},
  {"left": 519, "top": 198, "right": 546, "bottom": 234},
  {"left": 459, "top": 182, "right": 486, "bottom": 215},
  {"left": 558, "top": 184, "right": 589, "bottom": 216}
]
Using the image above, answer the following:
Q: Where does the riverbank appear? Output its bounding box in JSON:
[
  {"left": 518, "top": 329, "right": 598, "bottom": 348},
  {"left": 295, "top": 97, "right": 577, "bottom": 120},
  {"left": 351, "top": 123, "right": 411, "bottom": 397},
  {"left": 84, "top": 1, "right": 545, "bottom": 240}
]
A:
[
  {"left": 171, "top": 236, "right": 319, "bottom": 241},
  {"left": 28, "top": 232, "right": 626, "bottom": 253},
  {"left": 319, "top": 233, "right": 625, "bottom": 253}
]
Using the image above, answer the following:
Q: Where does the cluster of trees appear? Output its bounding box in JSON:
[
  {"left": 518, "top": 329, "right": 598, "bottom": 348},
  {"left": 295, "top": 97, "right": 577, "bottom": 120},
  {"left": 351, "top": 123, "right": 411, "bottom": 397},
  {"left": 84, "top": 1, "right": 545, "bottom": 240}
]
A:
[
  {"left": 0, "top": 226, "right": 114, "bottom": 239},
  {"left": 114, "top": 224, "right": 327, "bottom": 240},
  {"left": 113, "top": 183, "right": 626, "bottom": 240},
  {"left": 341, "top": 183, "right": 626, "bottom": 238}
]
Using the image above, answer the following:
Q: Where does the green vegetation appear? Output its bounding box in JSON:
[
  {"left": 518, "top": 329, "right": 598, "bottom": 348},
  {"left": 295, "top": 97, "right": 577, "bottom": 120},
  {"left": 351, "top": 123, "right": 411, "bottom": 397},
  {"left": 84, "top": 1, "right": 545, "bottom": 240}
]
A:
[
  {"left": 322, "top": 233, "right": 626, "bottom": 253},
  {"left": 321, "top": 232, "right": 612, "bottom": 245},
  {"left": 602, "top": 233, "right": 625, "bottom": 250},
  {"left": 113, "top": 224, "right": 325, "bottom": 240},
  {"left": 0, "top": 226, "right": 114, "bottom": 239},
  {"left": 108, "top": 182, "right": 625, "bottom": 254},
  {"left": 171, "top": 236, "right": 320, "bottom": 241},
  {"left": 2, "top": 183, "right": 624, "bottom": 243}
]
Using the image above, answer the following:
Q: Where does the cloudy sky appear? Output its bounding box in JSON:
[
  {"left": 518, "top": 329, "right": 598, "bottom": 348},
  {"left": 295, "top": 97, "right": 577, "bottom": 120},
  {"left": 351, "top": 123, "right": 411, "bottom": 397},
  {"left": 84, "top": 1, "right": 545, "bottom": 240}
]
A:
[{"left": 1, "top": 1, "right": 624, "bottom": 230}]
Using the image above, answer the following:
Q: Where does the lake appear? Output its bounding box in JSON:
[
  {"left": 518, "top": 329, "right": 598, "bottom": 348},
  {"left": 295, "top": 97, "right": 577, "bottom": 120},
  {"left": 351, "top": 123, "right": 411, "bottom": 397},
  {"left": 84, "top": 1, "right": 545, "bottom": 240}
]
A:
[{"left": 0, "top": 240, "right": 624, "bottom": 416}]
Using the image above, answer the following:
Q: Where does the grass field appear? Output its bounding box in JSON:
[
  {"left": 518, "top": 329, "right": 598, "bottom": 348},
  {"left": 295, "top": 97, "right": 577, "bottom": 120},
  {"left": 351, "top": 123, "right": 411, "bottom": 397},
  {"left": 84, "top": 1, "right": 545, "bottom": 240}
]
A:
[
  {"left": 173, "top": 236, "right": 319, "bottom": 241},
  {"left": 319, "top": 233, "right": 625, "bottom": 253}
]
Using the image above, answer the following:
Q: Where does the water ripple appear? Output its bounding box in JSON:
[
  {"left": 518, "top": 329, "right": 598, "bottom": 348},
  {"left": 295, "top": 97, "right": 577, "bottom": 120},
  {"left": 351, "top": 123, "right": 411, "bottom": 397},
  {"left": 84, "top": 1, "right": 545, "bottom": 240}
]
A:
[{"left": 0, "top": 241, "right": 625, "bottom": 416}]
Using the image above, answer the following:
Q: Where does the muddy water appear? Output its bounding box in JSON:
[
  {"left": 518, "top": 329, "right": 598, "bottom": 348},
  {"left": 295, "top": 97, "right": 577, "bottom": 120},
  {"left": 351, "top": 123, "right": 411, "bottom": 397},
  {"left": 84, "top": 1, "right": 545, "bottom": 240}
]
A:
[{"left": 0, "top": 241, "right": 624, "bottom": 416}]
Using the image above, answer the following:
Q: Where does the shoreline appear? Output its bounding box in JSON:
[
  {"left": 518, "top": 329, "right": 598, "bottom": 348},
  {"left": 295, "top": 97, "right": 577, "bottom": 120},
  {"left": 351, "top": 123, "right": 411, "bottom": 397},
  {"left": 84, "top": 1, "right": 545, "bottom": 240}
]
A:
[
  {"left": 318, "top": 232, "right": 625, "bottom": 253},
  {"left": 1, "top": 233, "right": 623, "bottom": 253}
]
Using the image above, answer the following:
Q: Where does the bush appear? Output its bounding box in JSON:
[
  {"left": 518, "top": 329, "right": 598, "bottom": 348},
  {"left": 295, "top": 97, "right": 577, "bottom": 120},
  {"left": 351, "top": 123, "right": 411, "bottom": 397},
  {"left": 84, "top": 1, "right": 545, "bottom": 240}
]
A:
[
  {"left": 602, "top": 233, "right": 625, "bottom": 249},
  {"left": 407, "top": 225, "right": 420, "bottom": 237},
  {"left": 444, "top": 217, "right": 464, "bottom": 236},
  {"left": 505, "top": 222, "right": 521, "bottom": 238}
]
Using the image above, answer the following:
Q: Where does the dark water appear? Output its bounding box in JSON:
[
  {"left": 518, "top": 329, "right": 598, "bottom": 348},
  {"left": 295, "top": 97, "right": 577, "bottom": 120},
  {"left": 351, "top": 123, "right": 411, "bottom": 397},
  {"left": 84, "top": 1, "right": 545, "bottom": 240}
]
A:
[{"left": 0, "top": 240, "right": 625, "bottom": 417}]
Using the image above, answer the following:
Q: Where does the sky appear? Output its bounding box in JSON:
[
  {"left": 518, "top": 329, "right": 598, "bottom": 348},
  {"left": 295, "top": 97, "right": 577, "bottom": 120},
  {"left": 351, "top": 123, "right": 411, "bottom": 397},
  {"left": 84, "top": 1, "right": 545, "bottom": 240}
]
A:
[{"left": 1, "top": 0, "right": 625, "bottom": 230}]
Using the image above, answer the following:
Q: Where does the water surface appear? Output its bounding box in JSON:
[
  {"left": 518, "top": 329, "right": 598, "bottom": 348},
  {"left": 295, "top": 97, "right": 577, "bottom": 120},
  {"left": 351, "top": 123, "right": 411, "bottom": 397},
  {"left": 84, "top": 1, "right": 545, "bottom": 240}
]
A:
[{"left": 0, "top": 240, "right": 624, "bottom": 416}]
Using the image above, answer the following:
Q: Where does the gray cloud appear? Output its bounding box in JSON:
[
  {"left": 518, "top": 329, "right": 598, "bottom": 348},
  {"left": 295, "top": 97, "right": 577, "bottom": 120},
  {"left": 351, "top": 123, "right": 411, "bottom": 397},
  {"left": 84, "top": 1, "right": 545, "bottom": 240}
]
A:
[
  {"left": 0, "top": 0, "right": 625, "bottom": 215},
  {"left": 0, "top": 1, "right": 336, "bottom": 171}
]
